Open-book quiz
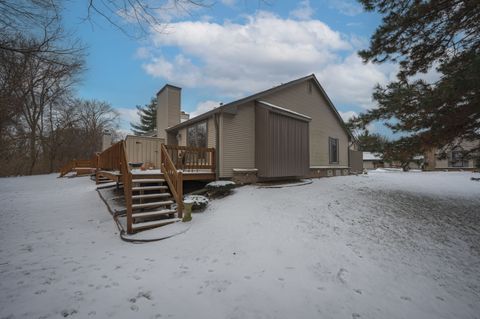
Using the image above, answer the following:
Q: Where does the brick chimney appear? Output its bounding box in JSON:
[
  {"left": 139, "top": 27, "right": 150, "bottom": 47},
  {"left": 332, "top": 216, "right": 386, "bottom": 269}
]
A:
[{"left": 156, "top": 84, "right": 181, "bottom": 139}]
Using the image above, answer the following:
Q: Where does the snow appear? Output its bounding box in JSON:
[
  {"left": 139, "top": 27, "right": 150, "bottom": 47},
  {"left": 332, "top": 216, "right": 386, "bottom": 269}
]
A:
[
  {"left": 206, "top": 180, "right": 235, "bottom": 187},
  {"left": 232, "top": 168, "right": 258, "bottom": 172},
  {"left": 1, "top": 171, "right": 480, "bottom": 318},
  {"left": 363, "top": 152, "right": 383, "bottom": 161},
  {"left": 184, "top": 195, "right": 209, "bottom": 205}
]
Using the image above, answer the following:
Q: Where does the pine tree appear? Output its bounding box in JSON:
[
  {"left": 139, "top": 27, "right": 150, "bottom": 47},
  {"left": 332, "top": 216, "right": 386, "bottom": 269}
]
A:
[
  {"left": 350, "top": 0, "right": 480, "bottom": 159},
  {"left": 131, "top": 97, "right": 157, "bottom": 135},
  {"left": 356, "top": 131, "right": 388, "bottom": 153}
]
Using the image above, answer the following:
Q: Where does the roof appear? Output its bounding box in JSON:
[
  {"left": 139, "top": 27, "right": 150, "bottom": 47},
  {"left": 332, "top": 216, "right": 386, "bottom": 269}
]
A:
[
  {"left": 166, "top": 74, "right": 354, "bottom": 139},
  {"left": 363, "top": 152, "right": 383, "bottom": 161},
  {"left": 257, "top": 101, "right": 312, "bottom": 121},
  {"left": 156, "top": 84, "right": 181, "bottom": 96}
]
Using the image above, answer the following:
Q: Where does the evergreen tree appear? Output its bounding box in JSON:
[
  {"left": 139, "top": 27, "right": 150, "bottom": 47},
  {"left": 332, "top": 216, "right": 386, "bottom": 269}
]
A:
[
  {"left": 356, "top": 131, "right": 388, "bottom": 153},
  {"left": 131, "top": 97, "right": 157, "bottom": 135},
  {"left": 350, "top": 0, "right": 480, "bottom": 159}
]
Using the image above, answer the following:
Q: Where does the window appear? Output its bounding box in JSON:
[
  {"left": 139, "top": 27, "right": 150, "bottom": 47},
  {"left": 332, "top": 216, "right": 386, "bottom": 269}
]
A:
[
  {"left": 329, "top": 137, "right": 339, "bottom": 164},
  {"left": 187, "top": 121, "right": 207, "bottom": 148},
  {"left": 449, "top": 147, "right": 468, "bottom": 167}
]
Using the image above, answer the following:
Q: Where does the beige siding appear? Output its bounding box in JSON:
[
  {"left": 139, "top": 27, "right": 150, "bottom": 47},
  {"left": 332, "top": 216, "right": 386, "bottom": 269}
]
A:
[
  {"left": 262, "top": 80, "right": 349, "bottom": 167},
  {"left": 431, "top": 140, "right": 479, "bottom": 169},
  {"left": 220, "top": 102, "right": 255, "bottom": 177},
  {"left": 363, "top": 161, "right": 375, "bottom": 170},
  {"left": 156, "top": 91, "right": 168, "bottom": 139},
  {"left": 125, "top": 135, "right": 164, "bottom": 168},
  {"left": 167, "top": 89, "right": 181, "bottom": 128}
]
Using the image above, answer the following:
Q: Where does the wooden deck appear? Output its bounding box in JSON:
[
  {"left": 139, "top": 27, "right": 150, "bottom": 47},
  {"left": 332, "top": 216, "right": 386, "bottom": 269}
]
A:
[{"left": 97, "top": 169, "right": 215, "bottom": 183}]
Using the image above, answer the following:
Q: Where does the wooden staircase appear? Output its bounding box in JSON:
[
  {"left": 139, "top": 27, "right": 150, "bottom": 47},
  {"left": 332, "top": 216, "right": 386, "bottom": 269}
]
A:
[
  {"left": 95, "top": 141, "right": 215, "bottom": 234},
  {"left": 129, "top": 178, "right": 180, "bottom": 232}
]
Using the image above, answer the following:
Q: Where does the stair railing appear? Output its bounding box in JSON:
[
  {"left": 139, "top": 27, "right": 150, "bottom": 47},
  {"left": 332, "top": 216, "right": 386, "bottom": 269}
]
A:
[
  {"left": 160, "top": 144, "right": 183, "bottom": 218},
  {"left": 118, "top": 141, "right": 133, "bottom": 233}
]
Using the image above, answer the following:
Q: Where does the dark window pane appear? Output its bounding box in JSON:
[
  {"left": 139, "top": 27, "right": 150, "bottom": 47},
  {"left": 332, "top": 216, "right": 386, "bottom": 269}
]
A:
[{"left": 329, "top": 137, "right": 338, "bottom": 163}]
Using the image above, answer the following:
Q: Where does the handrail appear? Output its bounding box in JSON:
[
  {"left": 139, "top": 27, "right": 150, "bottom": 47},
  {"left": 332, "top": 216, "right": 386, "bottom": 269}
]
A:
[
  {"left": 58, "top": 156, "right": 97, "bottom": 177},
  {"left": 160, "top": 144, "right": 183, "bottom": 218},
  {"left": 164, "top": 145, "right": 216, "bottom": 172},
  {"left": 97, "top": 141, "right": 123, "bottom": 171},
  {"left": 118, "top": 141, "right": 133, "bottom": 233}
]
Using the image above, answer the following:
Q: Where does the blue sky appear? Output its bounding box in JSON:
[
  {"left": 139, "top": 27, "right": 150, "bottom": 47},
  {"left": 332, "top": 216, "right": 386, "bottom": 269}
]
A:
[{"left": 62, "top": 0, "right": 395, "bottom": 135}]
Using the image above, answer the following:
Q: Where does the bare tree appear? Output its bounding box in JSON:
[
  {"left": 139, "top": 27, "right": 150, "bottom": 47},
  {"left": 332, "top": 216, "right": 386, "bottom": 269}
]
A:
[{"left": 76, "top": 99, "right": 120, "bottom": 155}]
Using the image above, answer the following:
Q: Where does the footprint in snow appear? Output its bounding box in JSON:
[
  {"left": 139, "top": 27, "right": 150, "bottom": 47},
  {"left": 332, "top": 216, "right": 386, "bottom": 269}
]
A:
[{"left": 336, "top": 268, "right": 348, "bottom": 284}]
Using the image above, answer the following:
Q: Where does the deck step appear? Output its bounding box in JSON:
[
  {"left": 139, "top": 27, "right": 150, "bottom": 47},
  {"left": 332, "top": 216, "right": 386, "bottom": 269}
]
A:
[
  {"left": 132, "top": 179, "right": 165, "bottom": 184},
  {"left": 132, "top": 209, "right": 176, "bottom": 219},
  {"left": 132, "top": 200, "right": 174, "bottom": 209},
  {"left": 132, "top": 218, "right": 181, "bottom": 231},
  {"left": 132, "top": 193, "right": 171, "bottom": 200},
  {"left": 132, "top": 185, "right": 168, "bottom": 191}
]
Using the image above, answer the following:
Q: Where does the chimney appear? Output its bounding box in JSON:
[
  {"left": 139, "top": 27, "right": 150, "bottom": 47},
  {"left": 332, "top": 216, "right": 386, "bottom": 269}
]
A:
[
  {"left": 181, "top": 111, "right": 190, "bottom": 122},
  {"left": 101, "top": 130, "right": 112, "bottom": 151},
  {"left": 156, "top": 84, "right": 181, "bottom": 139}
]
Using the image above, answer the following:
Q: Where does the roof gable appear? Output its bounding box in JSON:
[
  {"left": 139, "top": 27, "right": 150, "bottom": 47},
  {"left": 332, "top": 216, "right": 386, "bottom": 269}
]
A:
[{"left": 167, "top": 74, "right": 354, "bottom": 139}]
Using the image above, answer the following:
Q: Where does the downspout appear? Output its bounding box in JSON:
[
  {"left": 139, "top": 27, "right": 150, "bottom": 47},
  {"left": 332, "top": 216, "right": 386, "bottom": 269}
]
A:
[{"left": 214, "top": 112, "right": 221, "bottom": 180}]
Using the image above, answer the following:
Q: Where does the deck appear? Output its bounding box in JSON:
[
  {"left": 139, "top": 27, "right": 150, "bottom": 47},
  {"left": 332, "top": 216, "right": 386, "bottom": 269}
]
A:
[{"left": 97, "top": 169, "right": 215, "bottom": 183}]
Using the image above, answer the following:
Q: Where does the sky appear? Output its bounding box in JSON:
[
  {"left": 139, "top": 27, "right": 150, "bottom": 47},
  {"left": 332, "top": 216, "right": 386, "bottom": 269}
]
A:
[{"left": 62, "top": 0, "right": 399, "bottom": 135}]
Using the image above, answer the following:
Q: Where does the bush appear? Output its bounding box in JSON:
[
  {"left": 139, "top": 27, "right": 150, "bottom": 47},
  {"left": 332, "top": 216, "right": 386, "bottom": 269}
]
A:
[{"left": 205, "top": 181, "right": 236, "bottom": 198}]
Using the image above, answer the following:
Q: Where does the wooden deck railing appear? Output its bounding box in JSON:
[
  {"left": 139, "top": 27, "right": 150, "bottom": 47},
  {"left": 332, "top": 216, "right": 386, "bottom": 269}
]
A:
[
  {"left": 118, "top": 141, "right": 133, "bottom": 234},
  {"left": 164, "top": 145, "right": 216, "bottom": 172},
  {"left": 59, "top": 155, "right": 98, "bottom": 177},
  {"left": 160, "top": 144, "right": 184, "bottom": 218},
  {"left": 97, "top": 141, "right": 124, "bottom": 171}
]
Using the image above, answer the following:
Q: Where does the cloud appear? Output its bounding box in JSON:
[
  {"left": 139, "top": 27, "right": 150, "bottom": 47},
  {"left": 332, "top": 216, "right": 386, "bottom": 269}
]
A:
[
  {"left": 338, "top": 110, "right": 357, "bottom": 122},
  {"left": 290, "top": 0, "right": 314, "bottom": 20},
  {"left": 139, "top": 11, "right": 397, "bottom": 110},
  {"left": 142, "top": 12, "right": 351, "bottom": 95},
  {"left": 190, "top": 100, "right": 222, "bottom": 118},
  {"left": 317, "top": 53, "right": 395, "bottom": 108},
  {"left": 220, "top": 0, "right": 236, "bottom": 7},
  {"left": 116, "top": 107, "right": 139, "bottom": 133},
  {"left": 328, "top": 0, "right": 363, "bottom": 16}
]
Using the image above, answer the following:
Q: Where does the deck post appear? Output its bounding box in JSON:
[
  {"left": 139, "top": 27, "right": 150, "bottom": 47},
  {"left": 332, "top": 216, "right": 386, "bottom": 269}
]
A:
[{"left": 177, "top": 171, "right": 183, "bottom": 219}]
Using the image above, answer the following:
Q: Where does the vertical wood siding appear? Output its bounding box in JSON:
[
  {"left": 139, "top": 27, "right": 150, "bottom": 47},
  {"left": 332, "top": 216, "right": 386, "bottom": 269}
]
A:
[
  {"left": 256, "top": 106, "right": 310, "bottom": 178},
  {"left": 262, "top": 80, "right": 349, "bottom": 167}
]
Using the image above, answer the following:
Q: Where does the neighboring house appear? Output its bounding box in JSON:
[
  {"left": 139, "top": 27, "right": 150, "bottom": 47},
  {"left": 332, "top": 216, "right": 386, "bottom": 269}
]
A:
[
  {"left": 363, "top": 152, "right": 423, "bottom": 170},
  {"left": 424, "top": 140, "right": 480, "bottom": 171},
  {"left": 363, "top": 152, "right": 384, "bottom": 169},
  {"left": 152, "top": 74, "right": 360, "bottom": 182}
]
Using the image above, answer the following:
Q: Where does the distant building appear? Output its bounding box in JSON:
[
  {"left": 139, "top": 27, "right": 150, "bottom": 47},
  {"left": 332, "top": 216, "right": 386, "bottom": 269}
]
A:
[
  {"left": 424, "top": 140, "right": 480, "bottom": 171},
  {"left": 363, "top": 152, "right": 424, "bottom": 170}
]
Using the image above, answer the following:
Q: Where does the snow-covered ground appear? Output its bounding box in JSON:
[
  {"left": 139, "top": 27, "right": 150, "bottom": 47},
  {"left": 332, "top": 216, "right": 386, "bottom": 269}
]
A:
[{"left": 1, "top": 171, "right": 479, "bottom": 319}]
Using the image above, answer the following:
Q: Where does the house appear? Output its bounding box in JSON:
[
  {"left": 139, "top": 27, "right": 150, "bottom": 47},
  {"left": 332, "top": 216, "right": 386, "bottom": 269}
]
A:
[
  {"left": 153, "top": 74, "right": 361, "bottom": 182},
  {"left": 424, "top": 140, "right": 480, "bottom": 171},
  {"left": 363, "top": 152, "right": 384, "bottom": 169},
  {"left": 91, "top": 74, "right": 361, "bottom": 233},
  {"left": 363, "top": 152, "right": 423, "bottom": 170}
]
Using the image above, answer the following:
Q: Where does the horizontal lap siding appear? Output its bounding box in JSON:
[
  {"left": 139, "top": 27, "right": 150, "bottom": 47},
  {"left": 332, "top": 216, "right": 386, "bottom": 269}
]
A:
[
  {"left": 220, "top": 103, "right": 255, "bottom": 178},
  {"left": 262, "top": 81, "right": 349, "bottom": 167}
]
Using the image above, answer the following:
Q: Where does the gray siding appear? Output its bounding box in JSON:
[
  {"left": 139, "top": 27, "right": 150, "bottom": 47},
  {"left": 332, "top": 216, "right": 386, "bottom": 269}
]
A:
[
  {"left": 349, "top": 150, "right": 363, "bottom": 172},
  {"left": 256, "top": 105, "right": 309, "bottom": 178}
]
